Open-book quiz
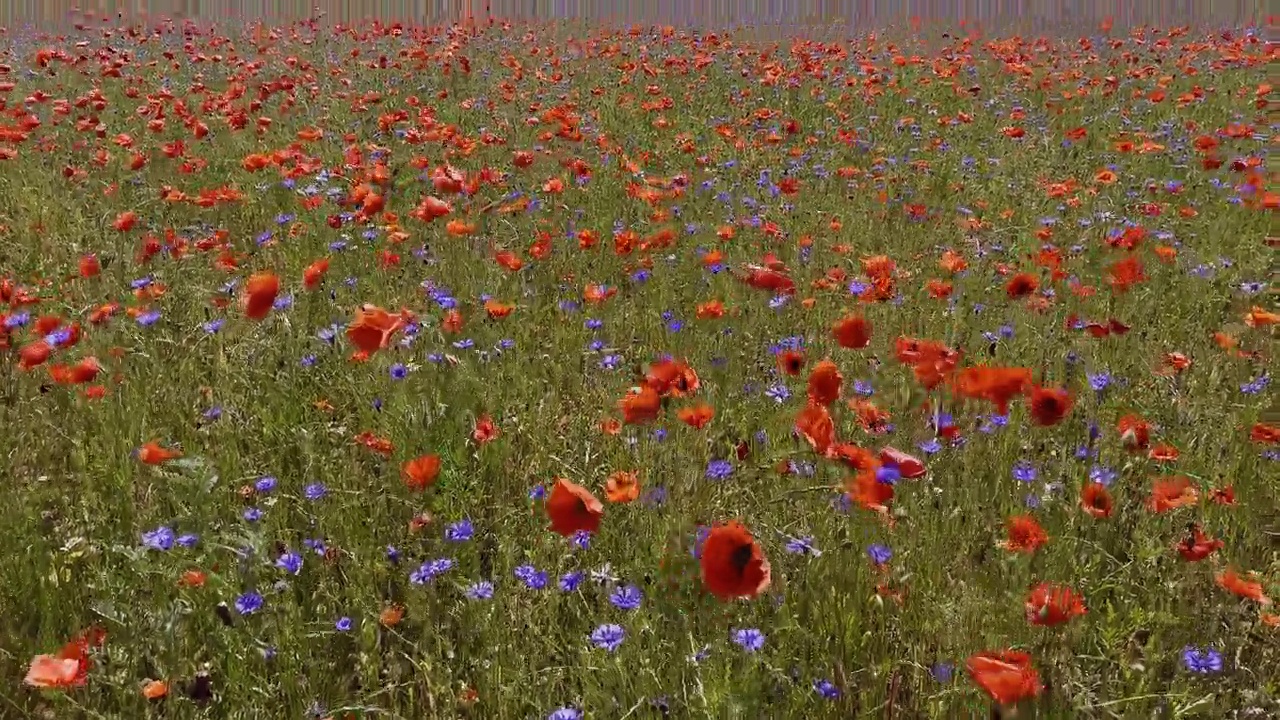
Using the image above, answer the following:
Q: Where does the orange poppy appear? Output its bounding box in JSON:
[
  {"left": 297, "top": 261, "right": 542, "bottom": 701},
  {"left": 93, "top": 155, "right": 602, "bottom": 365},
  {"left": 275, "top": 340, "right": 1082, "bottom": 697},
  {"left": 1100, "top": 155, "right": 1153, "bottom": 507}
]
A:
[
  {"left": 242, "top": 272, "right": 279, "bottom": 320},
  {"left": 847, "top": 469, "right": 893, "bottom": 517},
  {"left": 1148, "top": 444, "right": 1179, "bottom": 462},
  {"left": 24, "top": 627, "right": 105, "bottom": 690},
  {"left": 142, "top": 679, "right": 168, "bottom": 700},
  {"left": 807, "top": 359, "right": 843, "bottom": 406},
  {"left": 137, "top": 441, "right": 181, "bottom": 465},
  {"left": 1249, "top": 423, "right": 1279, "bottom": 444},
  {"left": 545, "top": 478, "right": 603, "bottom": 536},
  {"left": 1147, "top": 476, "right": 1197, "bottom": 513},
  {"left": 950, "top": 366, "right": 1033, "bottom": 414},
  {"left": 677, "top": 404, "right": 714, "bottom": 429},
  {"left": 345, "top": 304, "right": 405, "bottom": 354},
  {"left": 379, "top": 605, "right": 405, "bottom": 627},
  {"left": 402, "top": 455, "right": 442, "bottom": 492},
  {"left": 1025, "top": 583, "right": 1086, "bottom": 626},
  {"left": 484, "top": 299, "right": 514, "bottom": 319},
  {"left": 604, "top": 470, "right": 640, "bottom": 503},
  {"left": 794, "top": 402, "right": 835, "bottom": 455},
  {"left": 966, "top": 650, "right": 1041, "bottom": 706},
  {"left": 695, "top": 300, "right": 725, "bottom": 319},
  {"left": 302, "top": 258, "right": 329, "bottom": 289},
  {"left": 645, "top": 358, "right": 699, "bottom": 397},
  {"left": 1005, "top": 272, "right": 1038, "bottom": 299},
  {"left": 1216, "top": 569, "right": 1272, "bottom": 605},
  {"left": 619, "top": 385, "right": 662, "bottom": 425},
  {"left": 699, "top": 521, "right": 771, "bottom": 601}
]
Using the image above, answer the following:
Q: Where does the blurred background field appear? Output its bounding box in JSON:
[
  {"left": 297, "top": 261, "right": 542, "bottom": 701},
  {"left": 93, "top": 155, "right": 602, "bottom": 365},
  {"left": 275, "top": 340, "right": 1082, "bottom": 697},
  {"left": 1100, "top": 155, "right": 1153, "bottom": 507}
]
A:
[{"left": 0, "top": 0, "right": 1266, "bottom": 32}]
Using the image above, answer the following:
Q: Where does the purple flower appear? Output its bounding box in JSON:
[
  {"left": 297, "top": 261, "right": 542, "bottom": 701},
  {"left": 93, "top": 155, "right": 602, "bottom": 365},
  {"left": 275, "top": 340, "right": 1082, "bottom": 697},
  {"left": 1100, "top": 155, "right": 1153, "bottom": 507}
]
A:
[
  {"left": 705, "top": 459, "right": 734, "bottom": 480},
  {"left": 590, "top": 623, "right": 626, "bottom": 652},
  {"left": 141, "top": 526, "right": 175, "bottom": 551},
  {"left": 466, "top": 581, "right": 495, "bottom": 601},
  {"left": 731, "top": 627, "right": 766, "bottom": 652},
  {"left": 609, "top": 585, "right": 643, "bottom": 611},
  {"left": 234, "top": 592, "right": 264, "bottom": 615},
  {"left": 867, "top": 544, "right": 893, "bottom": 565},
  {"left": 1012, "top": 461, "right": 1038, "bottom": 483},
  {"left": 1183, "top": 646, "right": 1223, "bottom": 674}
]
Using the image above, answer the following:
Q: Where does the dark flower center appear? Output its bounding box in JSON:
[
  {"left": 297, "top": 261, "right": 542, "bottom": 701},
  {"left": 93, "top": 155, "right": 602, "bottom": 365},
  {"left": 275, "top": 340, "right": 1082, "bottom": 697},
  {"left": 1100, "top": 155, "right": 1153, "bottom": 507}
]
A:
[{"left": 730, "top": 542, "right": 754, "bottom": 575}]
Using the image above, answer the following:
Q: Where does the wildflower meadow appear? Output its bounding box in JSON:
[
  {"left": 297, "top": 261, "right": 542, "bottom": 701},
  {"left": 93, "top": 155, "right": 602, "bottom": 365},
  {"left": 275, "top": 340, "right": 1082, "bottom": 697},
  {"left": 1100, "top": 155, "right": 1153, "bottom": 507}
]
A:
[{"left": 0, "top": 10, "right": 1275, "bottom": 720}]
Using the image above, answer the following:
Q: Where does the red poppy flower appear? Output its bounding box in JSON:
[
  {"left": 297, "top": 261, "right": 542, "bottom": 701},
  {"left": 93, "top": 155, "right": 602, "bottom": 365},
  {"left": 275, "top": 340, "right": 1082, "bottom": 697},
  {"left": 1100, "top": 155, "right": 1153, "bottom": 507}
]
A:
[
  {"left": 1080, "top": 483, "right": 1113, "bottom": 519},
  {"left": 966, "top": 650, "right": 1041, "bottom": 705},
  {"left": 1000, "top": 514, "right": 1048, "bottom": 553},
  {"left": 1025, "top": 583, "right": 1086, "bottom": 626},
  {"left": 545, "top": 478, "right": 603, "bottom": 536},
  {"left": 1027, "top": 385, "right": 1072, "bottom": 426},
  {"left": 699, "top": 521, "right": 771, "bottom": 601}
]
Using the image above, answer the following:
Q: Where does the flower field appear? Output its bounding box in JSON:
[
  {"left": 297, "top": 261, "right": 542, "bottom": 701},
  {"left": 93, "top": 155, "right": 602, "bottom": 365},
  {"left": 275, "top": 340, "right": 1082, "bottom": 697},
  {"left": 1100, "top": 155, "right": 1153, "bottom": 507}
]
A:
[{"left": 0, "top": 12, "right": 1275, "bottom": 719}]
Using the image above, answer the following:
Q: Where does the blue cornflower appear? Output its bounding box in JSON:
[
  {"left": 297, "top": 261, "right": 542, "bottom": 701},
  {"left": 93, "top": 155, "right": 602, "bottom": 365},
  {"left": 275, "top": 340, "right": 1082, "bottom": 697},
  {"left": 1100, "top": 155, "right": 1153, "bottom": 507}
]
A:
[
  {"left": 445, "top": 519, "right": 474, "bottom": 542},
  {"left": 410, "top": 558, "right": 453, "bottom": 584},
  {"left": 559, "top": 571, "right": 584, "bottom": 592},
  {"left": 1183, "top": 646, "right": 1223, "bottom": 674},
  {"left": 235, "top": 592, "right": 264, "bottom": 615},
  {"left": 705, "top": 459, "right": 734, "bottom": 480},
  {"left": 1012, "top": 461, "right": 1038, "bottom": 483},
  {"left": 764, "top": 383, "right": 791, "bottom": 403},
  {"left": 303, "top": 483, "right": 326, "bottom": 500},
  {"left": 813, "top": 679, "right": 841, "bottom": 698},
  {"left": 590, "top": 623, "right": 626, "bottom": 652},
  {"left": 390, "top": 363, "right": 408, "bottom": 380},
  {"left": 875, "top": 465, "right": 901, "bottom": 485},
  {"left": 466, "top": 581, "right": 495, "bottom": 601},
  {"left": 609, "top": 585, "right": 643, "bottom": 611},
  {"left": 335, "top": 617, "right": 353, "bottom": 632},
  {"left": 867, "top": 544, "right": 893, "bottom": 565},
  {"left": 570, "top": 530, "right": 592, "bottom": 550},
  {"left": 176, "top": 534, "right": 199, "bottom": 548},
  {"left": 785, "top": 535, "right": 821, "bottom": 556},
  {"left": 731, "top": 628, "right": 766, "bottom": 652},
  {"left": 547, "top": 708, "right": 583, "bottom": 720},
  {"left": 1089, "top": 465, "right": 1118, "bottom": 486},
  {"left": 515, "top": 565, "right": 548, "bottom": 590},
  {"left": 142, "top": 526, "right": 175, "bottom": 551},
  {"left": 930, "top": 662, "right": 955, "bottom": 683},
  {"left": 276, "top": 552, "right": 302, "bottom": 575},
  {"left": 243, "top": 507, "right": 263, "bottom": 522},
  {"left": 918, "top": 438, "right": 943, "bottom": 454},
  {"left": 254, "top": 476, "right": 277, "bottom": 493}
]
